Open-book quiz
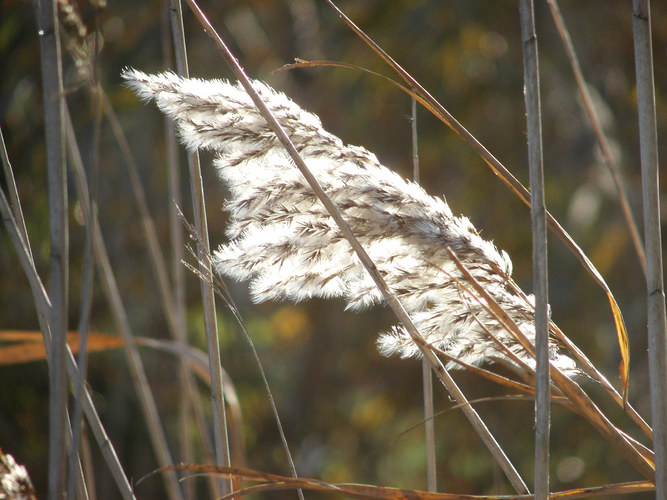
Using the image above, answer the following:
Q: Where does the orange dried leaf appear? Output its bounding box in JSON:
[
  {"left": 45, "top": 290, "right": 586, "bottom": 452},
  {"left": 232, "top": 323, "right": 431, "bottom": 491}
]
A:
[
  {"left": 607, "top": 293, "right": 630, "bottom": 404},
  {"left": 157, "top": 464, "right": 654, "bottom": 499},
  {"left": 0, "top": 330, "right": 123, "bottom": 365}
]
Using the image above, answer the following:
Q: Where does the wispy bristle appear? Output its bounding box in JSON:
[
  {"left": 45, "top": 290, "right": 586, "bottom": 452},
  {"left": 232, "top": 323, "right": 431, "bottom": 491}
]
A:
[{"left": 122, "top": 69, "right": 577, "bottom": 375}]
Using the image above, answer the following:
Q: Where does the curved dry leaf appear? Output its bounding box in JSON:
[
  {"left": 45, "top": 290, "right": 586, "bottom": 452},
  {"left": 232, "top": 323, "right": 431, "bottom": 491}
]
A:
[
  {"left": 157, "top": 464, "right": 654, "bottom": 499},
  {"left": 0, "top": 330, "right": 123, "bottom": 365}
]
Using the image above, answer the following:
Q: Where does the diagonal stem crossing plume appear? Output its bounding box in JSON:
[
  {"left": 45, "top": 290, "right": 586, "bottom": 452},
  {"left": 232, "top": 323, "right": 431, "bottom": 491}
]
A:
[{"left": 122, "top": 68, "right": 577, "bottom": 377}]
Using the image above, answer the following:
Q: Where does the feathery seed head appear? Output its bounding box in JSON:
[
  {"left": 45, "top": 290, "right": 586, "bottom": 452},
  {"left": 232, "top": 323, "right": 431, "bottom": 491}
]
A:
[{"left": 122, "top": 68, "right": 577, "bottom": 377}]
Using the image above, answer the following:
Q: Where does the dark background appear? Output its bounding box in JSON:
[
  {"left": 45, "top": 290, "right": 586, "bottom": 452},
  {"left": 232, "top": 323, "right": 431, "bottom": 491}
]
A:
[{"left": 1, "top": 0, "right": 666, "bottom": 498}]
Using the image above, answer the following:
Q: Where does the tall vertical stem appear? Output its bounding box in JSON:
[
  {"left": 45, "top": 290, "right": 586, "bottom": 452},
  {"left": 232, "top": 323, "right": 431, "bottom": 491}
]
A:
[
  {"left": 168, "top": 1, "right": 231, "bottom": 494},
  {"left": 519, "top": 1, "right": 550, "bottom": 498},
  {"left": 632, "top": 0, "right": 667, "bottom": 497},
  {"left": 413, "top": 95, "right": 437, "bottom": 492},
  {"left": 160, "top": 4, "right": 193, "bottom": 496},
  {"left": 36, "top": 0, "right": 69, "bottom": 498}
]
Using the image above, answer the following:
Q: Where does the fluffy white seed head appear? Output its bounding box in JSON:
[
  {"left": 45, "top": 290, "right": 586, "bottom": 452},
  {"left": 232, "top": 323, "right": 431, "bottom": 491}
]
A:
[{"left": 122, "top": 68, "right": 576, "bottom": 375}]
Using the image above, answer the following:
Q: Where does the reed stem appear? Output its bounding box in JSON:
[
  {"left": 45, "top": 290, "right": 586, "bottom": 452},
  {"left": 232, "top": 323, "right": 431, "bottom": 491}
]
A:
[
  {"left": 519, "top": 1, "right": 550, "bottom": 497},
  {"left": 632, "top": 0, "right": 667, "bottom": 496}
]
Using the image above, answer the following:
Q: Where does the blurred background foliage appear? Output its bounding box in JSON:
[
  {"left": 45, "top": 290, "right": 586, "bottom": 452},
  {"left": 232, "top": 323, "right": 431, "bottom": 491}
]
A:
[{"left": 0, "top": 0, "right": 666, "bottom": 498}]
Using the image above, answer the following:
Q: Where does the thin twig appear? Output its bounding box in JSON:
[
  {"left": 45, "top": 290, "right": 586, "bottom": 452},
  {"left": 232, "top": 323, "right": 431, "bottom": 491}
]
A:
[
  {"left": 519, "top": 1, "right": 550, "bottom": 497},
  {"left": 632, "top": 0, "right": 667, "bottom": 496},
  {"left": 163, "top": 464, "right": 656, "bottom": 499},
  {"left": 412, "top": 94, "right": 436, "bottom": 492},
  {"left": 546, "top": 0, "right": 647, "bottom": 278}
]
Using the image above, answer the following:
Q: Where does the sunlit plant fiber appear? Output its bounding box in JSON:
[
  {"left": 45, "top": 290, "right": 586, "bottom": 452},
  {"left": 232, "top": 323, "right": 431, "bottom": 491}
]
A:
[{"left": 123, "top": 68, "right": 577, "bottom": 377}]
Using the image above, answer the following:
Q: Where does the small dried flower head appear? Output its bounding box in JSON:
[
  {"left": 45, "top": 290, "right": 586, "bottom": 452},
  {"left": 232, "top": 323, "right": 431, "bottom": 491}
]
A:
[
  {"left": 122, "top": 68, "right": 576, "bottom": 376},
  {"left": 0, "top": 450, "right": 36, "bottom": 500}
]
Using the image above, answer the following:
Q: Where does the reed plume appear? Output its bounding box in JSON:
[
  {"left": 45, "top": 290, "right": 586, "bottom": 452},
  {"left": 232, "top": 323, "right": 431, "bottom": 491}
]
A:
[{"left": 122, "top": 69, "right": 577, "bottom": 376}]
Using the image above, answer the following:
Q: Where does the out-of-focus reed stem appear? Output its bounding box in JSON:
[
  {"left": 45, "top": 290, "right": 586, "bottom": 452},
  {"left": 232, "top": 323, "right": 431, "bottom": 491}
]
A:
[
  {"left": 546, "top": 0, "right": 647, "bottom": 278},
  {"left": 65, "top": 106, "right": 183, "bottom": 500},
  {"left": 160, "top": 3, "right": 193, "bottom": 497},
  {"left": 36, "top": 0, "right": 69, "bottom": 497},
  {"left": 168, "top": 0, "right": 231, "bottom": 495},
  {"left": 1, "top": 150, "right": 136, "bottom": 499},
  {"left": 412, "top": 95, "right": 436, "bottom": 493}
]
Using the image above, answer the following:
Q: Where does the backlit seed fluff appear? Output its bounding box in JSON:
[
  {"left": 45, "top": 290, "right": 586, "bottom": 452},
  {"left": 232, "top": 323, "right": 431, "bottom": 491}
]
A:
[{"left": 122, "top": 68, "right": 576, "bottom": 376}]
